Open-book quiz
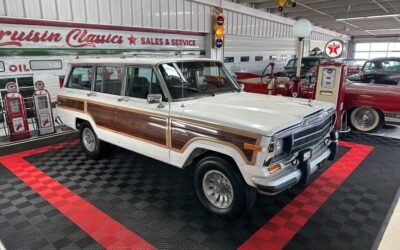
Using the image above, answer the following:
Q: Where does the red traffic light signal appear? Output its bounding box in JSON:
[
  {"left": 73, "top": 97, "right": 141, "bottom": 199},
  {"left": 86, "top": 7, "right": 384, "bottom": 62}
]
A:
[{"left": 216, "top": 15, "right": 224, "bottom": 26}]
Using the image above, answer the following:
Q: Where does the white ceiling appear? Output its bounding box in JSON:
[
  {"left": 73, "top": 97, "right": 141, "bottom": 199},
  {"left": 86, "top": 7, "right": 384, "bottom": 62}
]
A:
[{"left": 232, "top": 0, "right": 400, "bottom": 37}]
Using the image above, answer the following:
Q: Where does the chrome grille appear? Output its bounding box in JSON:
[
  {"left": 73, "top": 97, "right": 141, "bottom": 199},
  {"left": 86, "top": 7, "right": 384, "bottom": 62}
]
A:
[{"left": 291, "top": 114, "right": 333, "bottom": 152}]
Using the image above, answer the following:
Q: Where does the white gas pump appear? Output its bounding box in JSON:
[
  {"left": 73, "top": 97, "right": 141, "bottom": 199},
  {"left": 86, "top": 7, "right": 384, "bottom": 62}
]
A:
[
  {"left": 32, "top": 81, "right": 55, "bottom": 135},
  {"left": 315, "top": 62, "right": 349, "bottom": 132}
]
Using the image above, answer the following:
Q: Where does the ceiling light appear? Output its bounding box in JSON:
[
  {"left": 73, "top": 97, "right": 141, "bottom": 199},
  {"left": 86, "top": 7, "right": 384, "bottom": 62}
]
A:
[
  {"left": 336, "top": 14, "right": 400, "bottom": 21},
  {"left": 365, "top": 28, "right": 400, "bottom": 32}
]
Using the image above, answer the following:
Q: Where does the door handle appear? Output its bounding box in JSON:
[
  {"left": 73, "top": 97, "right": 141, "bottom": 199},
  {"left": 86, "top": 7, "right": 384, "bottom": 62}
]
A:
[
  {"left": 87, "top": 92, "right": 96, "bottom": 97},
  {"left": 117, "top": 97, "right": 129, "bottom": 102}
]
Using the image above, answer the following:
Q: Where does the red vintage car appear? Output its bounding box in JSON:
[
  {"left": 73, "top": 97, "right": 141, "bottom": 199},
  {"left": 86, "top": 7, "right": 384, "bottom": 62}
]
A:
[
  {"left": 344, "top": 82, "right": 400, "bottom": 132},
  {"left": 237, "top": 68, "right": 400, "bottom": 133}
]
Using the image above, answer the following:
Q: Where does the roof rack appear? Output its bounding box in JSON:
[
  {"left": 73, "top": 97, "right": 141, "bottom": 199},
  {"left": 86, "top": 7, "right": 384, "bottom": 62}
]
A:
[
  {"left": 74, "top": 51, "right": 202, "bottom": 59},
  {"left": 120, "top": 51, "right": 202, "bottom": 59}
]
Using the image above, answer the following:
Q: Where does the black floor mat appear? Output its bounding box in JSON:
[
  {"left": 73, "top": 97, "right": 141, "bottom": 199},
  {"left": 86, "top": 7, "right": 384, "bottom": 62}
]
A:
[{"left": 0, "top": 132, "right": 399, "bottom": 249}]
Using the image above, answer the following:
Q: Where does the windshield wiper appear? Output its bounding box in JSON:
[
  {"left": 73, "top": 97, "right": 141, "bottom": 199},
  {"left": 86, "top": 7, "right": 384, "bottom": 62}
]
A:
[{"left": 184, "top": 87, "right": 215, "bottom": 97}]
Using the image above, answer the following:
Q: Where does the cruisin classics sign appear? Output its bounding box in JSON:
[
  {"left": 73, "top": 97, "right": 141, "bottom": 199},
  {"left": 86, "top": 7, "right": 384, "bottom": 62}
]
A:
[{"left": 0, "top": 24, "right": 205, "bottom": 50}]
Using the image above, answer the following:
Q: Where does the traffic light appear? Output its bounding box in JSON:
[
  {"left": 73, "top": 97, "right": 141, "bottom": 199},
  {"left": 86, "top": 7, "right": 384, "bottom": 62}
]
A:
[{"left": 214, "top": 10, "right": 224, "bottom": 48}]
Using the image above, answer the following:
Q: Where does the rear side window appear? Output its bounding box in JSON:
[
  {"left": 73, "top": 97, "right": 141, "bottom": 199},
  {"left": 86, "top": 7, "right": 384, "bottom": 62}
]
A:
[
  {"left": 66, "top": 66, "right": 93, "bottom": 90},
  {"left": 95, "top": 66, "right": 123, "bottom": 95}
]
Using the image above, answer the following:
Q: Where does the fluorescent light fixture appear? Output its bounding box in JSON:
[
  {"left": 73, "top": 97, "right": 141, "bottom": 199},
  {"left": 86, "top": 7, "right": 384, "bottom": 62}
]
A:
[
  {"left": 336, "top": 14, "right": 400, "bottom": 21},
  {"left": 365, "top": 28, "right": 400, "bottom": 32}
]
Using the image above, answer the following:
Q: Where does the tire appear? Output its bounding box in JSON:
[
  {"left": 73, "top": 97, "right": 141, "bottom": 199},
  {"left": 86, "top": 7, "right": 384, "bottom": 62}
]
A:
[
  {"left": 278, "top": 6, "right": 283, "bottom": 12},
  {"left": 350, "top": 107, "right": 383, "bottom": 133},
  {"left": 194, "top": 155, "right": 257, "bottom": 220},
  {"left": 80, "top": 122, "right": 108, "bottom": 160},
  {"left": 292, "top": 2, "right": 297, "bottom": 7}
]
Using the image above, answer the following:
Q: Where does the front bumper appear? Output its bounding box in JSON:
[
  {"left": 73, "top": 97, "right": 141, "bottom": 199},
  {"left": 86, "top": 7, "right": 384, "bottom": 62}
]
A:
[
  {"left": 252, "top": 136, "right": 338, "bottom": 195},
  {"left": 385, "top": 112, "right": 400, "bottom": 126}
]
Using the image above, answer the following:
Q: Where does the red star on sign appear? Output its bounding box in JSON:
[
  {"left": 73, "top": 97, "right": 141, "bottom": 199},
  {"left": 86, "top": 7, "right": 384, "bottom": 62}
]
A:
[
  {"left": 328, "top": 42, "right": 341, "bottom": 55},
  {"left": 128, "top": 34, "right": 137, "bottom": 45}
]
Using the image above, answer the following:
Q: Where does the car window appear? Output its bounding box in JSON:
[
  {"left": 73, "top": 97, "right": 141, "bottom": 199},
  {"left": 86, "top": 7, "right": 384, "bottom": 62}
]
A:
[
  {"left": 286, "top": 59, "right": 296, "bottom": 68},
  {"left": 363, "top": 62, "right": 371, "bottom": 70},
  {"left": 95, "top": 66, "right": 123, "bottom": 95},
  {"left": 125, "top": 67, "right": 164, "bottom": 99},
  {"left": 382, "top": 60, "right": 400, "bottom": 72},
  {"left": 286, "top": 59, "right": 297, "bottom": 68},
  {"left": 159, "top": 61, "right": 239, "bottom": 100},
  {"left": 66, "top": 66, "right": 93, "bottom": 90},
  {"left": 303, "top": 58, "right": 321, "bottom": 68}
]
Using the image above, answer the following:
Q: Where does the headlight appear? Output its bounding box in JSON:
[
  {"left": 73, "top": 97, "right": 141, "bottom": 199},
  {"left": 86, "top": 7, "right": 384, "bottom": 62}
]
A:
[
  {"left": 275, "top": 139, "right": 284, "bottom": 156},
  {"left": 268, "top": 138, "right": 284, "bottom": 157}
]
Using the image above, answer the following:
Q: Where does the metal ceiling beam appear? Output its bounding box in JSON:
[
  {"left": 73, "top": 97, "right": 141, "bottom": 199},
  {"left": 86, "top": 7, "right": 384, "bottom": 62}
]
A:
[{"left": 254, "top": 0, "right": 395, "bottom": 9}]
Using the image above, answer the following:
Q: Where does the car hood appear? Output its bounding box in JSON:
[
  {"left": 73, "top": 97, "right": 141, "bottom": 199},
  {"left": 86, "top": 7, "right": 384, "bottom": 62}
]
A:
[{"left": 178, "top": 92, "right": 335, "bottom": 136}]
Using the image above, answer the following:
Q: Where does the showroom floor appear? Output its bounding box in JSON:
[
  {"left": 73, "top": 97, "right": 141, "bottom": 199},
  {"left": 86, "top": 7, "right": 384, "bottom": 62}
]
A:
[{"left": 0, "top": 130, "right": 399, "bottom": 249}]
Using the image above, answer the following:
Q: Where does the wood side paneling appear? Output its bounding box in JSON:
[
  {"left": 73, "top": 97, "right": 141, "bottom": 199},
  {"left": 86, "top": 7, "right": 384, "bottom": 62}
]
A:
[
  {"left": 58, "top": 96, "right": 260, "bottom": 164},
  {"left": 57, "top": 96, "right": 84, "bottom": 111},
  {"left": 86, "top": 102, "right": 116, "bottom": 131},
  {"left": 171, "top": 119, "right": 259, "bottom": 164},
  {"left": 116, "top": 108, "right": 167, "bottom": 146}
]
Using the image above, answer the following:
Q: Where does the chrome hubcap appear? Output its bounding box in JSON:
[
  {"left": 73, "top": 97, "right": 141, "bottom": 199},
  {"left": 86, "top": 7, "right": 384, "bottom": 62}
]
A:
[
  {"left": 355, "top": 108, "right": 376, "bottom": 128},
  {"left": 202, "top": 170, "right": 234, "bottom": 209},
  {"left": 82, "top": 128, "right": 96, "bottom": 152}
]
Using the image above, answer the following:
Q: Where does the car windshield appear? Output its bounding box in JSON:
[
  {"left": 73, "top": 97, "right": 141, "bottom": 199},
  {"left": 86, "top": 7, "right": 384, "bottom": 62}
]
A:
[
  {"left": 159, "top": 60, "right": 240, "bottom": 101},
  {"left": 286, "top": 58, "right": 322, "bottom": 69}
]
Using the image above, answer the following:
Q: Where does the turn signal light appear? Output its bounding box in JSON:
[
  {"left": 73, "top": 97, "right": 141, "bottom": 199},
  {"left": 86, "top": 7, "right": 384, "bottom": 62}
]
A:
[
  {"left": 244, "top": 143, "right": 263, "bottom": 152},
  {"left": 267, "top": 163, "right": 282, "bottom": 174}
]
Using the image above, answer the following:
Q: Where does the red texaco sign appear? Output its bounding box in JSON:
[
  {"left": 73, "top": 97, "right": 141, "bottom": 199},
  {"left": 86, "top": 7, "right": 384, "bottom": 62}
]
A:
[
  {"left": 0, "top": 23, "right": 204, "bottom": 50},
  {"left": 324, "top": 39, "right": 345, "bottom": 59}
]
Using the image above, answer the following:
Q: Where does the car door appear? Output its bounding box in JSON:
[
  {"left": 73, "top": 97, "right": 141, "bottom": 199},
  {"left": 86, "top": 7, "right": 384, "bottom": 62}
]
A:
[
  {"left": 85, "top": 65, "right": 124, "bottom": 145},
  {"left": 115, "top": 65, "right": 169, "bottom": 162}
]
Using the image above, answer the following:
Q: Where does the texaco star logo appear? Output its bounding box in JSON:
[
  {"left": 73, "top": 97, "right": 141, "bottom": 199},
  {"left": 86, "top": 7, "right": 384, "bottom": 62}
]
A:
[
  {"left": 128, "top": 34, "right": 137, "bottom": 45},
  {"left": 324, "top": 39, "right": 344, "bottom": 59}
]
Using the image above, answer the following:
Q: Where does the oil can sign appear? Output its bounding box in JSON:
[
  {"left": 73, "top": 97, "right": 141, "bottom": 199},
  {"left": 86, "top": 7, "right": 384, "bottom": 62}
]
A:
[
  {"left": 12, "top": 117, "right": 25, "bottom": 132},
  {"left": 39, "top": 114, "right": 51, "bottom": 128},
  {"left": 324, "top": 39, "right": 345, "bottom": 59}
]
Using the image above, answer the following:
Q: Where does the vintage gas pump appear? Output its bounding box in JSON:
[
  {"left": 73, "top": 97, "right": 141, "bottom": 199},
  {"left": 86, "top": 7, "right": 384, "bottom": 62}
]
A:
[
  {"left": 4, "top": 82, "right": 30, "bottom": 141},
  {"left": 314, "top": 61, "right": 349, "bottom": 133},
  {"left": 32, "top": 81, "right": 55, "bottom": 135}
]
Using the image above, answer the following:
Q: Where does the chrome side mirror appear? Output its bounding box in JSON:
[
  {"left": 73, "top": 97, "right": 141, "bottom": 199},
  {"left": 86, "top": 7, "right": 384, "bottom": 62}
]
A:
[
  {"left": 147, "top": 94, "right": 162, "bottom": 104},
  {"left": 147, "top": 94, "right": 164, "bottom": 108}
]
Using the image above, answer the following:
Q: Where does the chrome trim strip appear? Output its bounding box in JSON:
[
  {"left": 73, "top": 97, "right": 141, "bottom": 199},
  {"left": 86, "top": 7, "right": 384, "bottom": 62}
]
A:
[
  {"left": 274, "top": 108, "right": 336, "bottom": 139},
  {"left": 293, "top": 121, "right": 332, "bottom": 142}
]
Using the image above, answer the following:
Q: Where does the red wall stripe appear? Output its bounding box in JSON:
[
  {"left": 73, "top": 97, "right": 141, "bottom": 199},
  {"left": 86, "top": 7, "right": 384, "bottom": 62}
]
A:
[
  {"left": 0, "top": 141, "right": 156, "bottom": 250},
  {"left": 239, "top": 141, "right": 374, "bottom": 250}
]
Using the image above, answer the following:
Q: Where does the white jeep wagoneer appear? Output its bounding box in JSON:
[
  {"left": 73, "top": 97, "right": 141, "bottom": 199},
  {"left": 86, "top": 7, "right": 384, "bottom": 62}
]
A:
[{"left": 57, "top": 57, "right": 338, "bottom": 220}]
